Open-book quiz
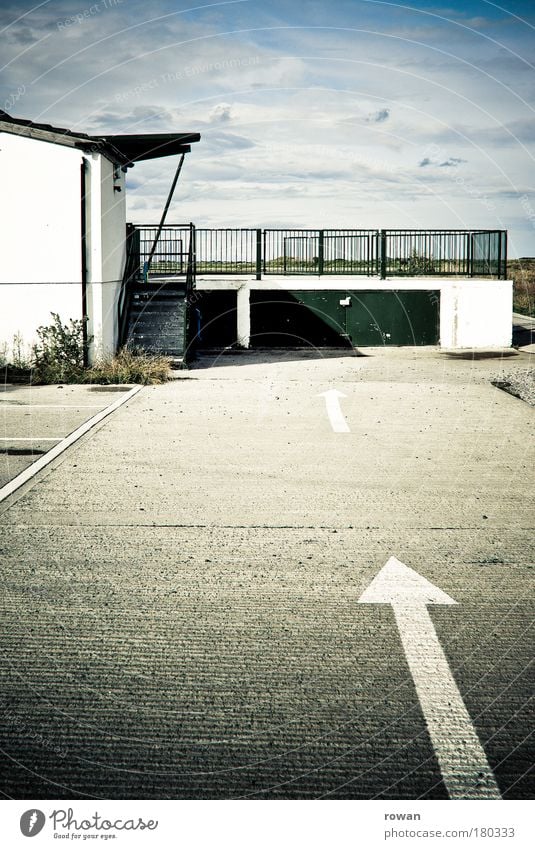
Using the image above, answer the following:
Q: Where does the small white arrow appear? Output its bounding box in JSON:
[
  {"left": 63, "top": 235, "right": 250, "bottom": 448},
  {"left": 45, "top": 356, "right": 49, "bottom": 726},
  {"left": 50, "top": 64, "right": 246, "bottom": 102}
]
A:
[
  {"left": 317, "top": 389, "right": 350, "bottom": 433},
  {"left": 359, "top": 556, "right": 501, "bottom": 799}
]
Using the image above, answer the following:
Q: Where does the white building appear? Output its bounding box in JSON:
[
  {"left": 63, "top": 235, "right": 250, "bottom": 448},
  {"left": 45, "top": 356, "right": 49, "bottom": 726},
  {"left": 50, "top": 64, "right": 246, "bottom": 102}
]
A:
[
  {"left": 0, "top": 111, "right": 199, "bottom": 364},
  {"left": 0, "top": 111, "right": 513, "bottom": 365}
]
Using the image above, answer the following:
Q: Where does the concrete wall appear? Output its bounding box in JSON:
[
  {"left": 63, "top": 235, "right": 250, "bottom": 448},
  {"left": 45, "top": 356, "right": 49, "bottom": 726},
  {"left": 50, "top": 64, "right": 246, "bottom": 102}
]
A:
[
  {"left": 85, "top": 153, "right": 126, "bottom": 360},
  {"left": 439, "top": 280, "right": 513, "bottom": 348},
  {"left": 0, "top": 133, "right": 84, "bottom": 362},
  {"left": 0, "top": 132, "right": 126, "bottom": 365},
  {"left": 195, "top": 276, "right": 513, "bottom": 349}
]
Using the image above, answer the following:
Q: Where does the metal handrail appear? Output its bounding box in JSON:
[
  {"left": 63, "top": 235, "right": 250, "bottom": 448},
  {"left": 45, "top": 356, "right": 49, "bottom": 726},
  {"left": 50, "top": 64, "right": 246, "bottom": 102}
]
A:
[
  {"left": 117, "top": 223, "right": 140, "bottom": 346},
  {"left": 125, "top": 226, "right": 507, "bottom": 280}
]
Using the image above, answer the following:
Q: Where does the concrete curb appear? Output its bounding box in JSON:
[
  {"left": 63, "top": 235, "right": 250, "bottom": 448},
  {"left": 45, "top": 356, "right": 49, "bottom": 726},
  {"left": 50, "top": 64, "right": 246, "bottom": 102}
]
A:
[{"left": 0, "top": 385, "right": 142, "bottom": 505}]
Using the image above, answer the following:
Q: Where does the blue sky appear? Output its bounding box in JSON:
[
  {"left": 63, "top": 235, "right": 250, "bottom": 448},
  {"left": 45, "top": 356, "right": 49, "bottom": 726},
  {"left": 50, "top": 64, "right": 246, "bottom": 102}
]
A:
[{"left": 1, "top": 0, "right": 534, "bottom": 255}]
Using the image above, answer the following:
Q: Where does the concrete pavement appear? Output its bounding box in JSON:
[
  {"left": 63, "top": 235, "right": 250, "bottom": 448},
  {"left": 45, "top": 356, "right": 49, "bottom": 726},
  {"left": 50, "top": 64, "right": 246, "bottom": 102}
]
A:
[
  {"left": 512, "top": 312, "right": 535, "bottom": 353},
  {"left": 0, "top": 384, "right": 135, "bottom": 489},
  {"left": 0, "top": 348, "right": 533, "bottom": 799}
]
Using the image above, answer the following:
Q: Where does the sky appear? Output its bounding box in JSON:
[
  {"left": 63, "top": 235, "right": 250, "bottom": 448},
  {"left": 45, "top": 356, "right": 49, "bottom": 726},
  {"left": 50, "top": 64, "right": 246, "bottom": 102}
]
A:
[{"left": 1, "top": 0, "right": 534, "bottom": 256}]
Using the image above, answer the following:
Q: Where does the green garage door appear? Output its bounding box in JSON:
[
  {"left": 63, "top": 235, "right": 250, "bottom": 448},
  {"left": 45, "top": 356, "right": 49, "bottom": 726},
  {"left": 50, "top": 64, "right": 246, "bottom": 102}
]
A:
[
  {"left": 250, "top": 290, "right": 351, "bottom": 347},
  {"left": 249, "top": 289, "right": 439, "bottom": 347},
  {"left": 346, "top": 290, "right": 440, "bottom": 346}
]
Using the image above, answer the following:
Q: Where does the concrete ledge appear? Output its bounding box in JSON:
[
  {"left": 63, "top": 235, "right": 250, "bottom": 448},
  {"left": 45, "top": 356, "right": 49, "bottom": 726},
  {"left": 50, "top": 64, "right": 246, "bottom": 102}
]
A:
[
  {"left": 194, "top": 277, "right": 513, "bottom": 350},
  {"left": 196, "top": 275, "right": 509, "bottom": 290}
]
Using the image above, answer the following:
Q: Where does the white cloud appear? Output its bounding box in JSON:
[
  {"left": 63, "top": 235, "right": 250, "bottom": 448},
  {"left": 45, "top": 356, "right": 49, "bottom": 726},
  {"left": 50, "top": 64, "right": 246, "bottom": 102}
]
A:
[
  {"left": 208, "top": 102, "right": 233, "bottom": 123},
  {"left": 0, "top": 0, "right": 533, "bottom": 253},
  {"left": 367, "top": 107, "right": 390, "bottom": 123}
]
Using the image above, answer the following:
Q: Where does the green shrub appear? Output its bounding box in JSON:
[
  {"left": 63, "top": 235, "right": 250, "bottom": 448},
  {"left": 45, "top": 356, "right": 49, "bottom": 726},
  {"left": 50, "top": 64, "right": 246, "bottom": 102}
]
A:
[
  {"left": 32, "top": 313, "right": 87, "bottom": 383},
  {"left": 403, "top": 249, "right": 436, "bottom": 275},
  {"left": 0, "top": 341, "right": 8, "bottom": 369},
  {"left": 11, "top": 332, "right": 32, "bottom": 370},
  {"left": 508, "top": 259, "right": 535, "bottom": 316},
  {"left": 31, "top": 314, "right": 170, "bottom": 385}
]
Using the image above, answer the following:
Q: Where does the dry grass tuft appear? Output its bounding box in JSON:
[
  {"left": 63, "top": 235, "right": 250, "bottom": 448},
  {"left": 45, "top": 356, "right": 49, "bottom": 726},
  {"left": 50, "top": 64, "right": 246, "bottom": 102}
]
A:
[
  {"left": 509, "top": 258, "right": 535, "bottom": 315},
  {"left": 85, "top": 347, "right": 171, "bottom": 385}
]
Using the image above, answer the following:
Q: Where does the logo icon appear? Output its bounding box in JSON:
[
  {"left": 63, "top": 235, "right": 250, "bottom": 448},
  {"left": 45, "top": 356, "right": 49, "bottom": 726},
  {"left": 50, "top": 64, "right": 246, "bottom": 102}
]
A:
[{"left": 20, "top": 810, "right": 46, "bottom": 837}]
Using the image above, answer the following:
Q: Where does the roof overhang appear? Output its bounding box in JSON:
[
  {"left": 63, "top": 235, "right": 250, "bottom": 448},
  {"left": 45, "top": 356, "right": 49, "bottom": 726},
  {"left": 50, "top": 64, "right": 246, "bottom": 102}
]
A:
[
  {"left": 0, "top": 111, "right": 200, "bottom": 167},
  {"left": 95, "top": 133, "right": 200, "bottom": 165}
]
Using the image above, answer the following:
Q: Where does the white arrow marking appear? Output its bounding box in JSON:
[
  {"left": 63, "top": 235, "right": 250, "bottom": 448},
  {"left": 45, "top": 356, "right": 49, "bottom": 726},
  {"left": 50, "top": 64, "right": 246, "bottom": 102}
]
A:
[
  {"left": 317, "top": 389, "right": 350, "bottom": 433},
  {"left": 359, "top": 557, "right": 501, "bottom": 799}
]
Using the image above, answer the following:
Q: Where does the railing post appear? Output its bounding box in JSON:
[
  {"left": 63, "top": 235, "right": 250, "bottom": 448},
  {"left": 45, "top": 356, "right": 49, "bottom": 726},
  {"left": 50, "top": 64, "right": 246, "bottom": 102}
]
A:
[
  {"left": 380, "top": 230, "right": 387, "bottom": 279},
  {"left": 467, "top": 232, "right": 473, "bottom": 278},
  {"left": 318, "top": 230, "right": 324, "bottom": 275},
  {"left": 256, "top": 228, "right": 262, "bottom": 280},
  {"left": 189, "top": 222, "right": 196, "bottom": 289}
]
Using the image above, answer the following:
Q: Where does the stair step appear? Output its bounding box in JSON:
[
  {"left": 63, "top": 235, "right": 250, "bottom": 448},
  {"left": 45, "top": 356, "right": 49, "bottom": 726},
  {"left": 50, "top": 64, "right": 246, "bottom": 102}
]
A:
[
  {"left": 130, "top": 313, "right": 185, "bottom": 323},
  {"left": 128, "top": 336, "right": 182, "bottom": 342},
  {"left": 131, "top": 305, "right": 185, "bottom": 313},
  {"left": 132, "top": 290, "right": 187, "bottom": 299},
  {"left": 125, "top": 285, "right": 188, "bottom": 357},
  {"left": 131, "top": 318, "right": 185, "bottom": 329}
]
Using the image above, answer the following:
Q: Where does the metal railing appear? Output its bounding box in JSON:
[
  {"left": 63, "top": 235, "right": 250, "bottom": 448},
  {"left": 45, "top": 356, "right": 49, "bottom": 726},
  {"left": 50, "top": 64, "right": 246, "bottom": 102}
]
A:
[
  {"left": 117, "top": 223, "right": 196, "bottom": 345},
  {"left": 138, "top": 224, "right": 194, "bottom": 279},
  {"left": 381, "top": 230, "right": 507, "bottom": 278},
  {"left": 117, "top": 222, "right": 140, "bottom": 345},
  {"left": 196, "top": 228, "right": 259, "bottom": 275},
  {"left": 124, "top": 225, "right": 507, "bottom": 281},
  {"left": 263, "top": 229, "right": 378, "bottom": 275}
]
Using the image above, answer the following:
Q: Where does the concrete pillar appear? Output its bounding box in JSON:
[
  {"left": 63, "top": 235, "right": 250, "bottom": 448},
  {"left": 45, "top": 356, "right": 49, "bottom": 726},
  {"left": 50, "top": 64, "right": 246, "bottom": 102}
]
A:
[
  {"left": 439, "top": 283, "right": 457, "bottom": 348},
  {"left": 86, "top": 154, "right": 104, "bottom": 364},
  {"left": 237, "top": 284, "right": 250, "bottom": 348}
]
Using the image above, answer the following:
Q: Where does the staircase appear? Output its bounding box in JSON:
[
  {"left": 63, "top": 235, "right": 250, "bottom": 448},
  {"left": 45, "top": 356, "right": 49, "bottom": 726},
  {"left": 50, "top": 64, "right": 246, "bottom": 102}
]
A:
[{"left": 124, "top": 282, "right": 189, "bottom": 363}]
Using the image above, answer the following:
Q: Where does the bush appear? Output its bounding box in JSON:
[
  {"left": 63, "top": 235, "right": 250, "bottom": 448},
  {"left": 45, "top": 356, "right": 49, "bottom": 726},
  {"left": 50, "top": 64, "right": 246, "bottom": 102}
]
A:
[
  {"left": 31, "top": 314, "right": 170, "bottom": 385},
  {"left": 32, "top": 313, "right": 87, "bottom": 383},
  {"left": 86, "top": 348, "right": 171, "bottom": 385},
  {"left": 508, "top": 259, "right": 535, "bottom": 316}
]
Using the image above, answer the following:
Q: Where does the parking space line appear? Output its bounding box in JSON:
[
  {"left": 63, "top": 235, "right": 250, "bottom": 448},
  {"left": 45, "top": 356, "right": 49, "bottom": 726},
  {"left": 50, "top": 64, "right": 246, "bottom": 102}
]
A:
[
  {"left": 0, "top": 386, "right": 142, "bottom": 504},
  {"left": 0, "top": 437, "right": 63, "bottom": 441},
  {"left": 0, "top": 404, "right": 107, "bottom": 409}
]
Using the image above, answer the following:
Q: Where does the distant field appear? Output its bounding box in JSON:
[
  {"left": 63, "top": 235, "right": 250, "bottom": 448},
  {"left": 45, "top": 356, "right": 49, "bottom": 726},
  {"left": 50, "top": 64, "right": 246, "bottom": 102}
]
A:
[
  {"left": 148, "top": 256, "right": 535, "bottom": 317},
  {"left": 508, "top": 258, "right": 535, "bottom": 315}
]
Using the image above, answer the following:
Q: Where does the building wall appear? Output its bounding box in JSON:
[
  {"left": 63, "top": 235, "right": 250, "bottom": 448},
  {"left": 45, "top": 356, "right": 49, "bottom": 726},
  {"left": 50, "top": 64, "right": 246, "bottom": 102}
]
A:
[
  {"left": 0, "top": 133, "right": 84, "bottom": 361},
  {"left": 195, "top": 276, "right": 513, "bottom": 349},
  {"left": 85, "top": 153, "right": 126, "bottom": 360},
  {"left": 0, "top": 133, "right": 127, "bottom": 364},
  {"left": 441, "top": 280, "right": 513, "bottom": 348}
]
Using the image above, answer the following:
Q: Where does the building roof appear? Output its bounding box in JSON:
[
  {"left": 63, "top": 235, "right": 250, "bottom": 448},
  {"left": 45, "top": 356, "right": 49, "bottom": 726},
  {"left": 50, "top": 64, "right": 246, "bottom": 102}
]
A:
[{"left": 0, "top": 111, "right": 200, "bottom": 167}]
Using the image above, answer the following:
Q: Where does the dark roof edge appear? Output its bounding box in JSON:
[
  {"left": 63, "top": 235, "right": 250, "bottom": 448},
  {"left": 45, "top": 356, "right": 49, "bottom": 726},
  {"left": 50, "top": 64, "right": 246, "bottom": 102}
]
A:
[{"left": 0, "top": 111, "right": 200, "bottom": 166}]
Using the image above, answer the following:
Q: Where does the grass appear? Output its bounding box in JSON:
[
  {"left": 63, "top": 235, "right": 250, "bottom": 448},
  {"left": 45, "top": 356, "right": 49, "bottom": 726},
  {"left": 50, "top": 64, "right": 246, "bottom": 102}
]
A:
[
  {"left": 85, "top": 348, "right": 171, "bottom": 385},
  {"left": 508, "top": 258, "right": 535, "bottom": 316},
  {"left": 3, "top": 348, "right": 171, "bottom": 386}
]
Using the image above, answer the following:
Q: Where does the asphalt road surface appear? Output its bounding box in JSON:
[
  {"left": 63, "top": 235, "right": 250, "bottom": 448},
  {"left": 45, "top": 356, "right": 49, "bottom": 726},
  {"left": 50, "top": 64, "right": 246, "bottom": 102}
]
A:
[{"left": 0, "top": 349, "right": 533, "bottom": 799}]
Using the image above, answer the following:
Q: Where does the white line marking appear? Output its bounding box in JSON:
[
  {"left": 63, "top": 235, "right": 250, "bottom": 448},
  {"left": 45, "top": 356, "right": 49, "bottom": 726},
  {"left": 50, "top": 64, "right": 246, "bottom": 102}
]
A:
[
  {"left": 317, "top": 388, "right": 350, "bottom": 433},
  {"left": 359, "top": 556, "right": 501, "bottom": 800},
  {"left": 0, "top": 437, "right": 63, "bottom": 441},
  {"left": 0, "top": 404, "right": 107, "bottom": 409},
  {"left": 0, "top": 386, "right": 142, "bottom": 504}
]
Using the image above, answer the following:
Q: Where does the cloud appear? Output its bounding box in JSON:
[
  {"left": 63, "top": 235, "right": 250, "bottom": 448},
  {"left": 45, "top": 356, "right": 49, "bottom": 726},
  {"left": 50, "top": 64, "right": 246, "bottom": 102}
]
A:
[
  {"left": 86, "top": 106, "right": 178, "bottom": 132},
  {"left": 203, "top": 132, "right": 256, "bottom": 151},
  {"left": 208, "top": 103, "right": 234, "bottom": 123},
  {"left": 419, "top": 155, "right": 466, "bottom": 167},
  {"left": 367, "top": 108, "right": 390, "bottom": 123},
  {"left": 1, "top": 0, "right": 533, "bottom": 254}
]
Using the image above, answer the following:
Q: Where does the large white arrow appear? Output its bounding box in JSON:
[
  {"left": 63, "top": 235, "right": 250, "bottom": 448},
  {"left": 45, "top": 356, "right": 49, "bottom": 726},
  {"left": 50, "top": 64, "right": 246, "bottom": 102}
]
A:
[
  {"left": 359, "top": 557, "right": 501, "bottom": 799},
  {"left": 317, "top": 389, "right": 350, "bottom": 433}
]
